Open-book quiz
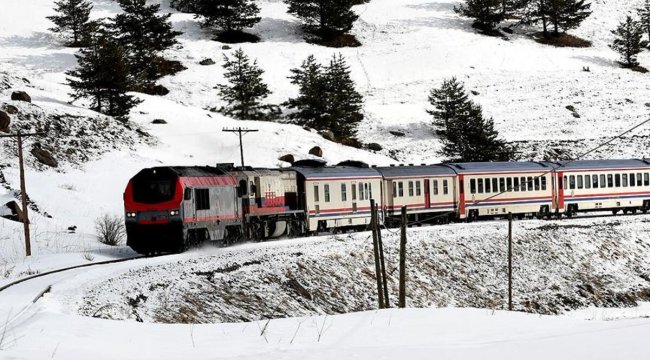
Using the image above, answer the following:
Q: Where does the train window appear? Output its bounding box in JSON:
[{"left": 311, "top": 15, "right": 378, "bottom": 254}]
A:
[
  {"left": 607, "top": 174, "right": 613, "bottom": 188},
  {"left": 506, "top": 178, "right": 513, "bottom": 191},
  {"left": 638, "top": 173, "right": 644, "bottom": 186},
  {"left": 577, "top": 175, "right": 583, "bottom": 189},
  {"left": 600, "top": 174, "right": 606, "bottom": 188},
  {"left": 645, "top": 173, "right": 650, "bottom": 186},
  {"left": 250, "top": 182, "right": 256, "bottom": 195},
  {"left": 520, "top": 177, "right": 526, "bottom": 191},
  {"left": 433, "top": 180, "right": 439, "bottom": 195},
  {"left": 492, "top": 178, "right": 498, "bottom": 193},
  {"left": 485, "top": 178, "right": 491, "bottom": 193},
  {"left": 569, "top": 175, "right": 575, "bottom": 190},
  {"left": 314, "top": 185, "right": 319, "bottom": 202},
  {"left": 541, "top": 177, "right": 547, "bottom": 191},
  {"left": 341, "top": 184, "right": 347, "bottom": 202},
  {"left": 392, "top": 182, "right": 396, "bottom": 198},
  {"left": 585, "top": 175, "right": 591, "bottom": 189},
  {"left": 443, "top": 180, "right": 449, "bottom": 195},
  {"left": 353, "top": 183, "right": 357, "bottom": 200},
  {"left": 398, "top": 182, "right": 404, "bottom": 197},
  {"left": 416, "top": 181, "right": 422, "bottom": 196},
  {"left": 535, "top": 177, "right": 541, "bottom": 191},
  {"left": 324, "top": 185, "right": 330, "bottom": 202},
  {"left": 623, "top": 174, "right": 628, "bottom": 187},
  {"left": 408, "top": 181, "right": 414, "bottom": 196},
  {"left": 365, "top": 183, "right": 369, "bottom": 199},
  {"left": 513, "top": 177, "right": 520, "bottom": 192},
  {"left": 563, "top": 176, "right": 567, "bottom": 190},
  {"left": 184, "top": 188, "right": 192, "bottom": 200},
  {"left": 630, "top": 173, "right": 636, "bottom": 187},
  {"left": 499, "top": 178, "right": 505, "bottom": 192},
  {"left": 592, "top": 175, "right": 598, "bottom": 188},
  {"left": 470, "top": 179, "right": 476, "bottom": 194},
  {"left": 478, "top": 179, "right": 484, "bottom": 194},
  {"left": 359, "top": 183, "right": 364, "bottom": 200},
  {"left": 195, "top": 189, "right": 210, "bottom": 210},
  {"left": 615, "top": 174, "right": 621, "bottom": 187}
]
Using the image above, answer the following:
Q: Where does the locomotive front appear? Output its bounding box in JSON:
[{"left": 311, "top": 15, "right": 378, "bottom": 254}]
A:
[{"left": 123, "top": 167, "right": 185, "bottom": 253}]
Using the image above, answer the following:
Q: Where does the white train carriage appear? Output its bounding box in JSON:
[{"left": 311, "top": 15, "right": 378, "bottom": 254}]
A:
[
  {"left": 292, "top": 163, "right": 382, "bottom": 232},
  {"left": 552, "top": 159, "right": 650, "bottom": 215},
  {"left": 446, "top": 162, "right": 555, "bottom": 220},
  {"left": 374, "top": 164, "right": 457, "bottom": 223}
]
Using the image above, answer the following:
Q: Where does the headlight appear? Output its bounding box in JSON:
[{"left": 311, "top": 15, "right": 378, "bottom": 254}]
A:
[
  {"left": 126, "top": 212, "right": 136, "bottom": 218},
  {"left": 169, "top": 210, "right": 180, "bottom": 216}
]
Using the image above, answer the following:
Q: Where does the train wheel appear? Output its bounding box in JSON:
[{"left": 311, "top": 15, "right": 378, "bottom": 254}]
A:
[
  {"left": 632, "top": 208, "right": 638, "bottom": 215},
  {"left": 612, "top": 209, "right": 619, "bottom": 215}
]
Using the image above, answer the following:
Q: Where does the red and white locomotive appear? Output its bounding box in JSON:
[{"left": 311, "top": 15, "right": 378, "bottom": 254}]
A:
[{"left": 124, "top": 159, "right": 650, "bottom": 253}]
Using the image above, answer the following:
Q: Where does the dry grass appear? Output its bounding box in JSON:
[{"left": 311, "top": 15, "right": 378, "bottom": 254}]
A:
[{"left": 534, "top": 32, "right": 592, "bottom": 48}]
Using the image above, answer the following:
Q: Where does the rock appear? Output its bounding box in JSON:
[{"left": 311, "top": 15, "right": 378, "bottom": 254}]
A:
[
  {"left": 142, "top": 84, "right": 169, "bottom": 96},
  {"left": 199, "top": 58, "right": 215, "bottom": 65},
  {"left": 470, "top": 90, "right": 480, "bottom": 96},
  {"left": 308, "top": 146, "right": 323, "bottom": 157},
  {"left": 571, "top": 112, "right": 581, "bottom": 118},
  {"left": 11, "top": 91, "right": 31, "bottom": 102},
  {"left": 319, "top": 129, "right": 335, "bottom": 141},
  {"left": 389, "top": 130, "right": 405, "bottom": 137},
  {"left": 67, "top": 225, "right": 77, "bottom": 233},
  {"left": 278, "top": 154, "right": 295, "bottom": 164},
  {"left": 3, "top": 104, "right": 18, "bottom": 114},
  {"left": 366, "top": 143, "right": 383, "bottom": 151},
  {"left": 0, "top": 110, "right": 10, "bottom": 133},
  {"left": 31, "top": 146, "right": 58, "bottom": 168},
  {"left": 646, "top": 103, "right": 650, "bottom": 108},
  {"left": 151, "top": 119, "right": 167, "bottom": 124},
  {"left": 222, "top": 45, "right": 231, "bottom": 50},
  {"left": 565, "top": 105, "right": 575, "bottom": 112}
]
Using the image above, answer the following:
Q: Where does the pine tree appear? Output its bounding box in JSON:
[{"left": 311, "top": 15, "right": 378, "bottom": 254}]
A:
[
  {"left": 610, "top": 16, "right": 648, "bottom": 68},
  {"left": 170, "top": 0, "right": 197, "bottom": 13},
  {"left": 285, "top": 0, "right": 359, "bottom": 38},
  {"left": 285, "top": 55, "right": 327, "bottom": 129},
  {"left": 47, "top": 0, "right": 93, "bottom": 46},
  {"left": 112, "top": 0, "right": 182, "bottom": 82},
  {"left": 454, "top": 0, "right": 505, "bottom": 32},
  {"left": 217, "top": 49, "right": 271, "bottom": 120},
  {"left": 195, "top": 0, "right": 261, "bottom": 35},
  {"left": 638, "top": 0, "right": 650, "bottom": 42},
  {"left": 427, "top": 77, "right": 470, "bottom": 135},
  {"left": 67, "top": 36, "right": 142, "bottom": 119},
  {"left": 546, "top": 0, "right": 591, "bottom": 36},
  {"left": 322, "top": 54, "right": 364, "bottom": 139}
]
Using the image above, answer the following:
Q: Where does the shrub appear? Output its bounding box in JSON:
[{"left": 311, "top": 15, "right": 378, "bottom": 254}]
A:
[{"left": 95, "top": 214, "right": 126, "bottom": 246}]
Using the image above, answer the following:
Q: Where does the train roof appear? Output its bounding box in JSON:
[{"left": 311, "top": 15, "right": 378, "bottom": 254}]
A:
[
  {"left": 544, "top": 159, "right": 650, "bottom": 170},
  {"left": 374, "top": 165, "right": 456, "bottom": 178},
  {"left": 443, "top": 161, "right": 552, "bottom": 174},
  {"left": 291, "top": 166, "right": 381, "bottom": 180},
  {"left": 160, "top": 166, "right": 229, "bottom": 177}
]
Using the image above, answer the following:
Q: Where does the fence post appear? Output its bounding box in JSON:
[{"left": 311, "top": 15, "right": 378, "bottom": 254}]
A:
[
  {"left": 508, "top": 212, "right": 513, "bottom": 311},
  {"left": 399, "top": 206, "right": 407, "bottom": 308},
  {"left": 370, "top": 199, "right": 384, "bottom": 309},
  {"left": 375, "top": 202, "right": 389, "bottom": 308}
]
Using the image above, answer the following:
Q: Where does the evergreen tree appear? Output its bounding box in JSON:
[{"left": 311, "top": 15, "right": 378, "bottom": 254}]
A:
[
  {"left": 610, "top": 16, "right": 648, "bottom": 68},
  {"left": 217, "top": 49, "right": 271, "bottom": 120},
  {"left": 285, "top": 0, "right": 359, "bottom": 37},
  {"left": 285, "top": 54, "right": 364, "bottom": 140},
  {"left": 321, "top": 54, "right": 364, "bottom": 139},
  {"left": 195, "top": 0, "right": 261, "bottom": 34},
  {"left": 47, "top": 0, "right": 93, "bottom": 46},
  {"left": 112, "top": 0, "right": 182, "bottom": 82},
  {"left": 67, "top": 36, "right": 141, "bottom": 119},
  {"left": 638, "top": 0, "right": 650, "bottom": 42},
  {"left": 429, "top": 79, "right": 514, "bottom": 162},
  {"left": 454, "top": 0, "right": 505, "bottom": 32},
  {"left": 546, "top": 0, "right": 591, "bottom": 36},
  {"left": 285, "top": 55, "right": 328, "bottom": 129},
  {"left": 427, "top": 77, "right": 470, "bottom": 135},
  {"left": 170, "top": 0, "right": 198, "bottom": 13}
]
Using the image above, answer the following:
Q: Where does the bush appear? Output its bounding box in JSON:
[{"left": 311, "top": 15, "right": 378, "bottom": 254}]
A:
[
  {"left": 95, "top": 214, "right": 126, "bottom": 246},
  {"left": 366, "top": 143, "right": 383, "bottom": 151}
]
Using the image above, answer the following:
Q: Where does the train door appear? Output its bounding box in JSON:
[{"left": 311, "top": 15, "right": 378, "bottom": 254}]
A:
[
  {"left": 458, "top": 175, "right": 466, "bottom": 218},
  {"left": 424, "top": 179, "right": 431, "bottom": 208},
  {"left": 557, "top": 172, "right": 565, "bottom": 211}
]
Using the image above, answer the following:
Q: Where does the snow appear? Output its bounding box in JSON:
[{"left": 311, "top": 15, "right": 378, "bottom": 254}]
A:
[{"left": 1, "top": 0, "right": 650, "bottom": 357}]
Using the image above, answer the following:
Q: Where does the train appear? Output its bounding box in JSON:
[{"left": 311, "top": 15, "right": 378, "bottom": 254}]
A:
[{"left": 123, "top": 159, "right": 650, "bottom": 253}]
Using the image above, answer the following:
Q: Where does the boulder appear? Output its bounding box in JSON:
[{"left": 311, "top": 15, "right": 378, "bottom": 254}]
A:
[
  {"left": 151, "top": 119, "right": 168, "bottom": 124},
  {"left": 366, "top": 143, "right": 383, "bottom": 151},
  {"left": 11, "top": 91, "right": 31, "bottom": 103},
  {"left": 31, "top": 146, "right": 58, "bottom": 168},
  {"left": 319, "top": 129, "right": 336, "bottom": 141},
  {"left": 308, "top": 146, "right": 323, "bottom": 157},
  {"left": 278, "top": 154, "right": 295, "bottom": 164},
  {"left": 389, "top": 130, "right": 405, "bottom": 137},
  {"left": 3, "top": 104, "right": 18, "bottom": 114},
  {"left": 0, "top": 110, "right": 9, "bottom": 133},
  {"left": 199, "top": 58, "right": 215, "bottom": 65}
]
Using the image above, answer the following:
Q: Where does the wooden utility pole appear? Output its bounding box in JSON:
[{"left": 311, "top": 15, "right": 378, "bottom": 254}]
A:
[
  {"left": 222, "top": 127, "right": 258, "bottom": 167},
  {"left": 0, "top": 131, "right": 43, "bottom": 257},
  {"left": 399, "top": 206, "right": 407, "bottom": 308},
  {"left": 375, "top": 202, "right": 389, "bottom": 308},
  {"left": 508, "top": 212, "right": 513, "bottom": 311},
  {"left": 370, "top": 199, "right": 385, "bottom": 309}
]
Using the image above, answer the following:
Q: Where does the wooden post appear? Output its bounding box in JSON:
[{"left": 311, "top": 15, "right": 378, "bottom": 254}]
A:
[
  {"left": 375, "top": 202, "right": 389, "bottom": 308},
  {"left": 508, "top": 212, "right": 513, "bottom": 311},
  {"left": 370, "top": 199, "right": 384, "bottom": 309},
  {"left": 399, "top": 206, "right": 407, "bottom": 308},
  {"left": 17, "top": 131, "right": 31, "bottom": 257}
]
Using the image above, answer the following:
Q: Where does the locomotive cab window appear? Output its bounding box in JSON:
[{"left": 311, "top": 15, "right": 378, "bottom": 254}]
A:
[
  {"left": 184, "top": 188, "right": 192, "bottom": 200},
  {"left": 195, "top": 189, "right": 210, "bottom": 210}
]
